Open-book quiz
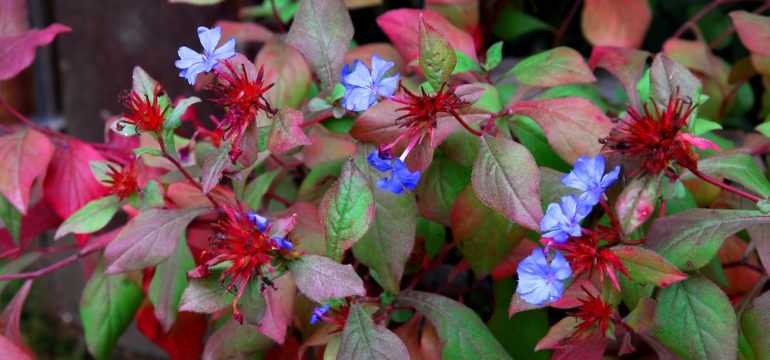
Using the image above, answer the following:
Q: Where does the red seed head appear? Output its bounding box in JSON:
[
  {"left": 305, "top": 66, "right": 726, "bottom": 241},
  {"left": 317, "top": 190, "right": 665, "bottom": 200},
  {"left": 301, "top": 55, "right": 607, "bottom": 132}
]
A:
[{"left": 119, "top": 85, "right": 169, "bottom": 133}]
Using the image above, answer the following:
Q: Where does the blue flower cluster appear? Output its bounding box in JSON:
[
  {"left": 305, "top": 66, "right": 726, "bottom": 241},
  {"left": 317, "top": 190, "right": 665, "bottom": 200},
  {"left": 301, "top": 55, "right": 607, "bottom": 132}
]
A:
[
  {"left": 367, "top": 151, "right": 421, "bottom": 194},
  {"left": 516, "top": 155, "right": 619, "bottom": 305},
  {"left": 340, "top": 54, "right": 399, "bottom": 112},
  {"left": 175, "top": 26, "right": 236, "bottom": 85},
  {"left": 245, "top": 211, "right": 293, "bottom": 250}
]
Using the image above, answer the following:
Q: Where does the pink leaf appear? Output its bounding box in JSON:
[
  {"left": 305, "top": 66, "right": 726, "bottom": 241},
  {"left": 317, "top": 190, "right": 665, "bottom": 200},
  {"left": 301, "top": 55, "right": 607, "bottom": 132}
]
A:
[
  {"left": 377, "top": 9, "right": 477, "bottom": 68},
  {"left": 216, "top": 20, "right": 274, "bottom": 44},
  {"left": 255, "top": 38, "right": 312, "bottom": 109},
  {"left": 0, "top": 128, "right": 55, "bottom": 214},
  {"left": 589, "top": 46, "right": 649, "bottom": 109},
  {"left": 0, "top": 335, "right": 31, "bottom": 360},
  {"left": 0, "top": 24, "right": 70, "bottom": 80},
  {"left": 257, "top": 274, "right": 296, "bottom": 343},
  {"left": 287, "top": 255, "right": 366, "bottom": 302},
  {"left": 677, "top": 133, "right": 720, "bottom": 151},
  {"left": 511, "top": 97, "right": 613, "bottom": 164},
  {"left": 0, "top": 280, "right": 33, "bottom": 358},
  {"left": 581, "top": 0, "right": 651, "bottom": 48},
  {"left": 267, "top": 108, "right": 311, "bottom": 154},
  {"left": 44, "top": 139, "right": 109, "bottom": 219},
  {"left": 301, "top": 125, "right": 356, "bottom": 168},
  {"left": 730, "top": 11, "right": 770, "bottom": 56},
  {"left": 0, "top": 0, "right": 27, "bottom": 37}
]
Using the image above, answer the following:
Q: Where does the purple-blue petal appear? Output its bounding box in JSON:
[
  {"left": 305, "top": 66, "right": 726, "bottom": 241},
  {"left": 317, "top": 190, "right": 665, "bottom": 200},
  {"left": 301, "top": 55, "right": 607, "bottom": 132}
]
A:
[{"left": 367, "top": 151, "right": 393, "bottom": 172}]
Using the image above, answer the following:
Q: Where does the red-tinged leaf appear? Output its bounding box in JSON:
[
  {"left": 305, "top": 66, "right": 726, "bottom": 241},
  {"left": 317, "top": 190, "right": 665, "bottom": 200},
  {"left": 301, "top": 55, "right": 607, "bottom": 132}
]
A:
[
  {"left": 452, "top": 185, "right": 527, "bottom": 278},
  {"left": 337, "top": 303, "right": 410, "bottom": 360},
  {"left": 419, "top": 15, "right": 457, "bottom": 90},
  {"left": 611, "top": 246, "right": 687, "bottom": 287},
  {"left": 44, "top": 139, "right": 109, "bottom": 219},
  {"left": 510, "top": 97, "right": 613, "bottom": 164},
  {"left": 0, "top": 279, "right": 32, "bottom": 357},
  {"left": 0, "top": 24, "right": 70, "bottom": 80},
  {"left": 741, "top": 290, "right": 770, "bottom": 358},
  {"left": 54, "top": 195, "right": 121, "bottom": 240},
  {"left": 471, "top": 135, "right": 542, "bottom": 231},
  {"left": 663, "top": 38, "right": 729, "bottom": 82},
  {"left": 166, "top": 182, "right": 234, "bottom": 209},
  {"left": 535, "top": 316, "right": 579, "bottom": 351},
  {"left": 216, "top": 20, "right": 274, "bottom": 44},
  {"left": 202, "top": 319, "right": 274, "bottom": 360},
  {"left": 650, "top": 54, "right": 701, "bottom": 104},
  {"left": 258, "top": 273, "right": 296, "bottom": 343},
  {"left": 552, "top": 333, "right": 609, "bottom": 360},
  {"left": 623, "top": 296, "right": 655, "bottom": 333},
  {"left": 0, "top": 128, "right": 55, "bottom": 214},
  {"left": 344, "top": 43, "right": 405, "bottom": 74},
  {"left": 301, "top": 125, "right": 356, "bottom": 168},
  {"left": 589, "top": 46, "right": 650, "bottom": 109},
  {"left": 506, "top": 47, "right": 596, "bottom": 87},
  {"left": 136, "top": 302, "right": 206, "bottom": 360},
  {"left": 0, "top": 200, "right": 60, "bottom": 254},
  {"left": 264, "top": 337, "right": 300, "bottom": 359},
  {"left": 508, "top": 279, "right": 599, "bottom": 317},
  {"left": 267, "top": 108, "right": 311, "bottom": 154},
  {"left": 415, "top": 155, "right": 471, "bottom": 226},
  {"left": 148, "top": 234, "right": 195, "bottom": 332},
  {"left": 255, "top": 38, "right": 312, "bottom": 109},
  {"left": 286, "top": 0, "right": 353, "bottom": 92},
  {"left": 0, "top": 0, "right": 27, "bottom": 37},
  {"left": 398, "top": 291, "right": 511, "bottom": 359},
  {"left": 200, "top": 145, "right": 230, "bottom": 194},
  {"left": 614, "top": 175, "right": 660, "bottom": 236},
  {"left": 276, "top": 202, "right": 326, "bottom": 256},
  {"left": 718, "top": 236, "right": 762, "bottom": 296},
  {"left": 730, "top": 11, "right": 770, "bottom": 56},
  {"left": 491, "top": 240, "right": 538, "bottom": 280},
  {"left": 393, "top": 316, "right": 425, "bottom": 360},
  {"left": 288, "top": 254, "right": 366, "bottom": 302},
  {"left": 178, "top": 273, "right": 234, "bottom": 314},
  {"left": 581, "top": 0, "right": 651, "bottom": 48},
  {"left": 104, "top": 207, "right": 210, "bottom": 274},
  {"left": 748, "top": 224, "right": 770, "bottom": 276},
  {"left": 0, "top": 335, "right": 31, "bottom": 360},
  {"left": 377, "top": 9, "right": 477, "bottom": 68}
]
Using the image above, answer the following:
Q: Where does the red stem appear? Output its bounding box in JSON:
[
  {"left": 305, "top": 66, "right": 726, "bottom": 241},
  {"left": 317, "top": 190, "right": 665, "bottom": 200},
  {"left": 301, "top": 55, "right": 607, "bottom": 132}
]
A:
[
  {"left": 448, "top": 110, "right": 482, "bottom": 136},
  {"left": 673, "top": 0, "right": 726, "bottom": 38},
  {"left": 688, "top": 165, "right": 763, "bottom": 203},
  {"left": 0, "top": 97, "right": 66, "bottom": 139},
  {"left": 269, "top": 0, "right": 287, "bottom": 32},
  {"left": 406, "top": 242, "right": 456, "bottom": 290},
  {"left": 599, "top": 197, "right": 621, "bottom": 232},
  {"left": 300, "top": 112, "right": 333, "bottom": 128},
  {"left": 552, "top": 0, "right": 582, "bottom": 47},
  {"left": 0, "top": 233, "right": 113, "bottom": 280},
  {"left": 158, "top": 137, "right": 222, "bottom": 209}
]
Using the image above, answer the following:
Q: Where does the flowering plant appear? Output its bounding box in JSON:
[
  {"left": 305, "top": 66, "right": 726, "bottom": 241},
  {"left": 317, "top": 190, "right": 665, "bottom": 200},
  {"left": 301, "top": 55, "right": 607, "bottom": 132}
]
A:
[{"left": 3, "top": 0, "right": 770, "bottom": 359}]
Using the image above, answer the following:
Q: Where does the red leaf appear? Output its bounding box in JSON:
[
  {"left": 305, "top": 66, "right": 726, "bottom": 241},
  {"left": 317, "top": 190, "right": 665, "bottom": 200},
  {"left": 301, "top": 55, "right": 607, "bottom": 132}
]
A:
[
  {"left": 216, "top": 20, "right": 274, "bottom": 44},
  {"left": 0, "top": 200, "right": 61, "bottom": 255},
  {"left": 0, "top": 335, "right": 31, "bottom": 360},
  {"left": 589, "top": 46, "right": 649, "bottom": 109},
  {"left": 301, "top": 125, "right": 356, "bottom": 168},
  {"left": 377, "top": 9, "right": 477, "bottom": 68},
  {"left": 0, "top": 0, "right": 27, "bottom": 37},
  {"left": 255, "top": 38, "right": 312, "bottom": 109},
  {"left": 0, "top": 280, "right": 33, "bottom": 358},
  {"left": 136, "top": 302, "right": 207, "bottom": 360},
  {"left": 0, "top": 128, "right": 55, "bottom": 214},
  {"left": 267, "top": 108, "right": 311, "bottom": 154},
  {"left": 581, "top": 0, "right": 651, "bottom": 48},
  {"left": 730, "top": 11, "right": 770, "bottom": 57},
  {"left": 44, "top": 139, "right": 109, "bottom": 219},
  {"left": 552, "top": 333, "right": 609, "bottom": 360},
  {"left": 257, "top": 274, "right": 296, "bottom": 343},
  {"left": 0, "top": 24, "right": 70, "bottom": 80}
]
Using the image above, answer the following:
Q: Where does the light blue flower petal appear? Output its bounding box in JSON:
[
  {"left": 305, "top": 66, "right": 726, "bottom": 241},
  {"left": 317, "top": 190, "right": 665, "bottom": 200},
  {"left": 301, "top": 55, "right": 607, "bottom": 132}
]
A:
[
  {"left": 176, "top": 46, "right": 204, "bottom": 68},
  {"left": 341, "top": 60, "right": 373, "bottom": 88},
  {"left": 519, "top": 280, "right": 552, "bottom": 305},
  {"left": 370, "top": 54, "right": 395, "bottom": 83},
  {"left": 600, "top": 165, "right": 621, "bottom": 188},
  {"left": 342, "top": 87, "right": 377, "bottom": 112},
  {"left": 212, "top": 37, "right": 237, "bottom": 61},
  {"left": 550, "top": 251, "right": 573, "bottom": 280},
  {"left": 183, "top": 62, "right": 208, "bottom": 85},
  {"left": 198, "top": 26, "right": 222, "bottom": 55},
  {"left": 377, "top": 74, "right": 399, "bottom": 97}
]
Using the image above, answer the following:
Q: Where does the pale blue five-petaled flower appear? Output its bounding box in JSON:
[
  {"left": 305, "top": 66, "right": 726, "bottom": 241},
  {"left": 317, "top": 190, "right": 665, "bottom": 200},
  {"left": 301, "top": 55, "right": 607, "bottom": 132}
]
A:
[
  {"left": 341, "top": 54, "right": 400, "bottom": 112},
  {"left": 175, "top": 26, "right": 236, "bottom": 85},
  {"left": 516, "top": 248, "right": 572, "bottom": 305},
  {"left": 561, "top": 154, "right": 620, "bottom": 207}
]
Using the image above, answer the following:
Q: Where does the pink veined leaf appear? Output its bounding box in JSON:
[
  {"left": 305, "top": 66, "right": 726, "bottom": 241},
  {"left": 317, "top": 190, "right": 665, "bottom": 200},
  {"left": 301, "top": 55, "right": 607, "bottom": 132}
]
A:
[
  {"left": 730, "top": 11, "right": 770, "bottom": 57},
  {"left": 0, "top": 128, "right": 55, "bottom": 214},
  {"left": 0, "top": 335, "right": 31, "bottom": 360},
  {"left": 589, "top": 46, "right": 650, "bottom": 109},
  {"left": 267, "top": 108, "right": 311, "bottom": 154},
  {"left": 581, "top": 0, "right": 651, "bottom": 49},
  {"left": 0, "top": 0, "right": 28, "bottom": 37},
  {"left": 377, "top": 9, "right": 477, "bottom": 68},
  {"left": 44, "top": 139, "right": 110, "bottom": 219},
  {"left": 216, "top": 20, "right": 274, "bottom": 44},
  {"left": 0, "top": 280, "right": 33, "bottom": 358},
  {"left": 0, "top": 23, "right": 71, "bottom": 80},
  {"left": 257, "top": 274, "right": 296, "bottom": 343},
  {"left": 255, "top": 38, "right": 312, "bottom": 109}
]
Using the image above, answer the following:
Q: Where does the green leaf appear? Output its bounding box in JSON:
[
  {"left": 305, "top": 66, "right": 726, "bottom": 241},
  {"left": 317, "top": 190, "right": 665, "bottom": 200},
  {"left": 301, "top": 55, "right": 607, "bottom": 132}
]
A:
[
  {"left": 331, "top": 83, "right": 346, "bottom": 101},
  {"left": 483, "top": 41, "right": 503, "bottom": 72},
  {"left": 148, "top": 234, "right": 195, "bottom": 331},
  {"left": 80, "top": 266, "right": 143, "bottom": 360},
  {"left": 286, "top": 0, "right": 353, "bottom": 92},
  {"left": 319, "top": 159, "right": 374, "bottom": 261},
  {"left": 681, "top": 153, "right": 770, "bottom": 198},
  {"left": 298, "top": 158, "right": 344, "bottom": 202},
  {"left": 288, "top": 254, "right": 366, "bottom": 302},
  {"left": 54, "top": 195, "right": 120, "bottom": 240},
  {"left": 692, "top": 118, "right": 723, "bottom": 135},
  {"left": 200, "top": 143, "right": 232, "bottom": 194},
  {"left": 472, "top": 135, "right": 542, "bottom": 231},
  {"left": 646, "top": 209, "right": 770, "bottom": 271},
  {"left": 418, "top": 217, "right": 446, "bottom": 259},
  {"left": 419, "top": 16, "right": 457, "bottom": 89},
  {"left": 492, "top": 7, "right": 553, "bottom": 40},
  {"left": 415, "top": 155, "right": 471, "bottom": 226},
  {"left": 104, "top": 207, "right": 210, "bottom": 274},
  {"left": 653, "top": 276, "right": 737, "bottom": 360},
  {"left": 165, "top": 96, "right": 200, "bottom": 130},
  {"left": 741, "top": 290, "right": 770, "bottom": 359},
  {"left": 614, "top": 174, "right": 661, "bottom": 235},
  {"left": 243, "top": 170, "right": 280, "bottom": 209},
  {"left": 133, "top": 147, "right": 163, "bottom": 157},
  {"left": 509, "top": 116, "right": 571, "bottom": 172},
  {"left": 506, "top": 47, "right": 595, "bottom": 87},
  {"left": 452, "top": 185, "right": 526, "bottom": 278},
  {"left": 337, "top": 303, "right": 409, "bottom": 360},
  {"left": 0, "top": 194, "right": 21, "bottom": 245},
  {"left": 178, "top": 271, "right": 235, "bottom": 314},
  {"left": 397, "top": 291, "right": 512, "bottom": 360},
  {"left": 202, "top": 320, "right": 274, "bottom": 360},
  {"left": 610, "top": 246, "right": 687, "bottom": 287},
  {"left": 131, "top": 66, "right": 170, "bottom": 110},
  {"left": 452, "top": 50, "right": 481, "bottom": 74},
  {"left": 487, "top": 279, "right": 549, "bottom": 360}
]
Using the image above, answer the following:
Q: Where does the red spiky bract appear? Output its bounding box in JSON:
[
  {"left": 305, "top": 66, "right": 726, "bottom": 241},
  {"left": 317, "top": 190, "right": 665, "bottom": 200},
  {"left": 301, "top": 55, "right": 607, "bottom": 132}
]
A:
[
  {"left": 553, "top": 233, "right": 629, "bottom": 291},
  {"left": 210, "top": 61, "right": 274, "bottom": 162},
  {"left": 571, "top": 287, "right": 614, "bottom": 337},
  {"left": 104, "top": 161, "right": 139, "bottom": 201},
  {"left": 119, "top": 84, "right": 169, "bottom": 133},
  {"left": 603, "top": 91, "right": 697, "bottom": 178}
]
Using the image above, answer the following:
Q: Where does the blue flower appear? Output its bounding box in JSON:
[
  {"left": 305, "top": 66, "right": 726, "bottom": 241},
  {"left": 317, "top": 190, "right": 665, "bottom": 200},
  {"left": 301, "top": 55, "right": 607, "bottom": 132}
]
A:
[
  {"left": 341, "top": 54, "right": 400, "bottom": 112},
  {"left": 309, "top": 304, "right": 330, "bottom": 324},
  {"left": 272, "top": 237, "right": 293, "bottom": 250},
  {"left": 175, "top": 26, "right": 236, "bottom": 85},
  {"left": 516, "top": 248, "right": 572, "bottom": 305},
  {"left": 366, "top": 151, "right": 421, "bottom": 194},
  {"left": 540, "top": 194, "right": 590, "bottom": 243},
  {"left": 245, "top": 211, "right": 270, "bottom": 232},
  {"left": 561, "top": 155, "right": 620, "bottom": 206}
]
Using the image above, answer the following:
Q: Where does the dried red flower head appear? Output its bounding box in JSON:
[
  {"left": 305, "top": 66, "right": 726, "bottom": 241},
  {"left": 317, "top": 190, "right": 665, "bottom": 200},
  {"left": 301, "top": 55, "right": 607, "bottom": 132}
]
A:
[
  {"left": 571, "top": 287, "right": 614, "bottom": 337},
  {"left": 553, "top": 232, "right": 629, "bottom": 290},
  {"left": 104, "top": 161, "right": 139, "bottom": 200},
  {"left": 602, "top": 91, "right": 717, "bottom": 178},
  {"left": 210, "top": 56, "right": 275, "bottom": 162},
  {"left": 118, "top": 84, "right": 169, "bottom": 133}
]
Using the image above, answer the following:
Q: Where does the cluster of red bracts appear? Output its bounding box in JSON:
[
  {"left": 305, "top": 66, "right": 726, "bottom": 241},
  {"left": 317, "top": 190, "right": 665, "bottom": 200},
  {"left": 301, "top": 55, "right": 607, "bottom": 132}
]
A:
[
  {"left": 103, "top": 160, "right": 140, "bottom": 200},
  {"left": 118, "top": 84, "right": 169, "bottom": 134}
]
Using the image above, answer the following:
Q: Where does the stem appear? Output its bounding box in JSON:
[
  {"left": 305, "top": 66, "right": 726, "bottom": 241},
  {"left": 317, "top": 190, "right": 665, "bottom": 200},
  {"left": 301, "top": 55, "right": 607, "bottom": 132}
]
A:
[
  {"left": 265, "top": 192, "right": 292, "bottom": 207},
  {"left": 687, "top": 165, "right": 763, "bottom": 203},
  {"left": 659, "top": 198, "right": 667, "bottom": 218},
  {"left": 300, "top": 112, "right": 333, "bottom": 128},
  {"left": 552, "top": 0, "right": 582, "bottom": 47},
  {"left": 0, "top": 97, "right": 65, "bottom": 139},
  {"left": 158, "top": 138, "right": 221, "bottom": 209},
  {"left": 673, "top": 0, "right": 725, "bottom": 38},
  {"left": 269, "top": 0, "right": 287, "bottom": 32},
  {"left": 709, "top": 2, "right": 770, "bottom": 49},
  {"left": 406, "top": 242, "right": 456, "bottom": 290},
  {"left": 599, "top": 197, "right": 621, "bottom": 232},
  {"left": 0, "top": 233, "right": 113, "bottom": 280},
  {"left": 448, "top": 110, "right": 482, "bottom": 136}
]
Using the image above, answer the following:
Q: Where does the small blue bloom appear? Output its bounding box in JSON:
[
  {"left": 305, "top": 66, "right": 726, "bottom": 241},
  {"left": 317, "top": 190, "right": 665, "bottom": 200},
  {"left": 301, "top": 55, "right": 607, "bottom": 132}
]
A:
[
  {"left": 516, "top": 248, "right": 572, "bottom": 305},
  {"left": 175, "top": 26, "right": 236, "bottom": 85},
  {"left": 540, "top": 194, "right": 591, "bottom": 243},
  {"left": 366, "top": 151, "right": 421, "bottom": 194},
  {"left": 245, "top": 211, "right": 270, "bottom": 232},
  {"left": 310, "top": 304, "right": 331, "bottom": 325},
  {"left": 561, "top": 155, "right": 620, "bottom": 206},
  {"left": 272, "top": 237, "right": 293, "bottom": 250},
  {"left": 341, "top": 54, "right": 400, "bottom": 112}
]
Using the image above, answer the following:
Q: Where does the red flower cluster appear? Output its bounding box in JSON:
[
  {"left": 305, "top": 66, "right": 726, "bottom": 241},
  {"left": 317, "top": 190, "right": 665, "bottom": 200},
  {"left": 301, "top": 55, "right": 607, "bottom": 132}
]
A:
[
  {"left": 602, "top": 91, "right": 716, "bottom": 178},
  {"left": 118, "top": 84, "right": 169, "bottom": 133},
  {"left": 553, "top": 232, "right": 629, "bottom": 290},
  {"left": 571, "top": 288, "right": 614, "bottom": 337},
  {"left": 104, "top": 161, "right": 139, "bottom": 200},
  {"left": 210, "top": 58, "right": 275, "bottom": 162}
]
